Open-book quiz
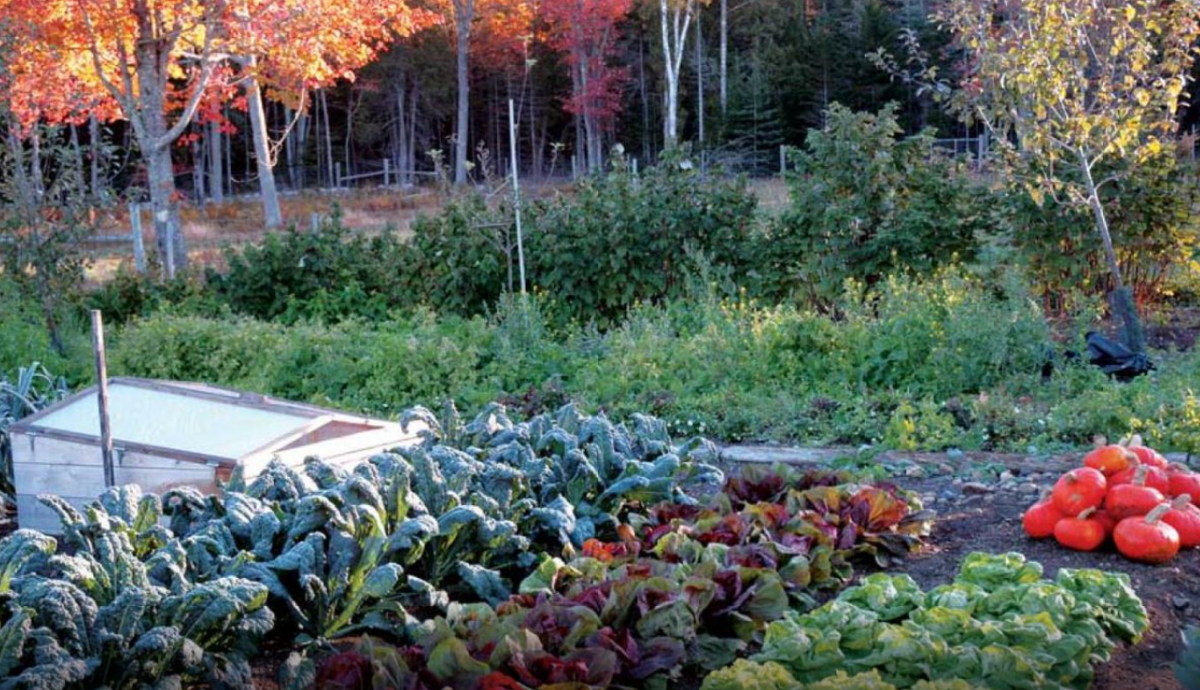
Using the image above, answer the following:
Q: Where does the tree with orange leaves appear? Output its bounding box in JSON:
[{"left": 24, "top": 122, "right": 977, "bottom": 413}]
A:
[
  {"left": 0, "top": 0, "right": 231, "bottom": 270},
  {"left": 224, "top": 0, "right": 425, "bottom": 227},
  {"left": 1, "top": 0, "right": 420, "bottom": 261}
]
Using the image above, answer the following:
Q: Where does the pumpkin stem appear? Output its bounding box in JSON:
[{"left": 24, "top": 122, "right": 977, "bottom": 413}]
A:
[
  {"left": 1133, "top": 465, "right": 1149, "bottom": 486},
  {"left": 1145, "top": 503, "right": 1172, "bottom": 524},
  {"left": 1093, "top": 435, "right": 1107, "bottom": 449},
  {"left": 1172, "top": 495, "right": 1192, "bottom": 510},
  {"left": 1077, "top": 507, "right": 1097, "bottom": 519},
  {"left": 1168, "top": 463, "right": 1192, "bottom": 473},
  {"left": 1129, "top": 433, "right": 1145, "bottom": 449}
]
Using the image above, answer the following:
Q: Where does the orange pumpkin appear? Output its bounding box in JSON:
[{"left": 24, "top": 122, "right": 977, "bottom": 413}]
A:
[
  {"left": 1127, "top": 434, "right": 1169, "bottom": 469},
  {"left": 1052, "top": 468, "right": 1107, "bottom": 517},
  {"left": 1105, "top": 473, "right": 1165, "bottom": 521},
  {"left": 1084, "top": 444, "right": 1135, "bottom": 476},
  {"left": 1092, "top": 509, "right": 1118, "bottom": 536},
  {"left": 1162, "top": 496, "right": 1200, "bottom": 549},
  {"left": 1109, "top": 463, "right": 1170, "bottom": 495},
  {"left": 1114, "top": 504, "right": 1180, "bottom": 564},
  {"left": 1053, "top": 508, "right": 1107, "bottom": 552},
  {"left": 1023, "top": 494, "right": 1064, "bottom": 539},
  {"left": 1167, "top": 464, "right": 1200, "bottom": 503}
]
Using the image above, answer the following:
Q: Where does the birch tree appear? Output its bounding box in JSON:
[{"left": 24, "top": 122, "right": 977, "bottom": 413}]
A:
[
  {"left": 226, "top": 0, "right": 419, "bottom": 227},
  {"left": 659, "top": 0, "right": 709, "bottom": 143}
]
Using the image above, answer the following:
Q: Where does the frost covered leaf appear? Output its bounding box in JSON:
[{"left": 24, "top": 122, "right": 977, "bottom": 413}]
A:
[
  {"left": 159, "top": 578, "right": 270, "bottom": 649},
  {"left": 0, "top": 607, "right": 31, "bottom": 678},
  {"left": 0, "top": 531, "right": 56, "bottom": 591},
  {"left": 456, "top": 563, "right": 510, "bottom": 606},
  {"left": 279, "top": 651, "right": 316, "bottom": 690}
]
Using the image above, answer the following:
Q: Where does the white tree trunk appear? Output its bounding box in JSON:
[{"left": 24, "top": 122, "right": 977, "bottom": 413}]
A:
[
  {"left": 660, "top": 0, "right": 693, "bottom": 145},
  {"left": 1080, "top": 151, "right": 1143, "bottom": 353},
  {"left": 719, "top": 0, "right": 727, "bottom": 115},
  {"left": 246, "top": 70, "right": 283, "bottom": 228},
  {"left": 453, "top": 0, "right": 475, "bottom": 185}
]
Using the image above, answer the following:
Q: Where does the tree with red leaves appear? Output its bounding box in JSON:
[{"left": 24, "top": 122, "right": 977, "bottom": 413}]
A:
[{"left": 542, "top": 0, "right": 631, "bottom": 172}]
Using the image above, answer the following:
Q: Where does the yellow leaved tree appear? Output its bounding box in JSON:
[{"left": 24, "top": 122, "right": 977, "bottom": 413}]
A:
[{"left": 915, "top": 0, "right": 1200, "bottom": 352}]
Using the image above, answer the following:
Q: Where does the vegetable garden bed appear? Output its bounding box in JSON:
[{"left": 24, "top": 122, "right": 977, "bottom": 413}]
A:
[
  {"left": 0, "top": 403, "right": 1188, "bottom": 690},
  {"left": 895, "top": 470, "right": 1200, "bottom": 690}
]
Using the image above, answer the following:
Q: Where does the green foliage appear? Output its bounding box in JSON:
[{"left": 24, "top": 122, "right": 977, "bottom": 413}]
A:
[
  {"left": 191, "top": 155, "right": 757, "bottom": 327},
  {"left": 765, "top": 104, "right": 987, "bottom": 303},
  {"left": 527, "top": 148, "right": 757, "bottom": 325},
  {"left": 206, "top": 208, "right": 408, "bottom": 324},
  {"left": 401, "top": 194, "right": 512, "bottom": 316},
  {"left": 106, "top": 267, "right": 1065, "bottom": 450},
  {"left": 745, "top": 552, "right": 1149, "bottom": 690},
  {"left": 1005, "top": 155, "right": 1200, "bottom": 312},
  {"left": 702, "top": 660, "right": 801, "bottom": 690},
  {"left": 85, "top": 266, "right": 222, "bottom": 325}
]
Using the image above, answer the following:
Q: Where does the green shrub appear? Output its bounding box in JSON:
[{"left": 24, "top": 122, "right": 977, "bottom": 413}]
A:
[
  {"left": 1006, "top": 153, "right": 1200, "bottom": 313},
  {"left": 764, "top": 103, "right": 988, "bottom": 303},
  {"left": 0, "top": 278, "right": 90, "bottom": 382},
  {"left": 206, "top": 208, "right": 410, "bottom": 323},
  {"left": 401, "top": 194, "right": 513, "bottom": 315},
  {"left": 528, "top": 147, "right": 758, "bottom": 324}
]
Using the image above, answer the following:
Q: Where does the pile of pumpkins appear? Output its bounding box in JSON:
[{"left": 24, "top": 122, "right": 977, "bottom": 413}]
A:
[{"left": 1023, "top": 436, "right": 1200, "bottom": 564}]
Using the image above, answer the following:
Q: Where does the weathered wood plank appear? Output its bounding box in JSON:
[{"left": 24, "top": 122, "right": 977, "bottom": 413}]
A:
[
  {"left": 14, "top": 463, "right": 216, "bottom": 500},
  {"left": 719, "top": 444, "right": 1197, "bottom": 475},
  {"left": 718, "top": 445, "right": 851, "bottom": 465}
]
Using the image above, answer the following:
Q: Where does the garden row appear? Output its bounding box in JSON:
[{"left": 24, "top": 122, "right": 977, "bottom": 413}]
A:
[
  {"left": 0, "top": 403, "right": 1151, "bottom": 690},
  {"left": 14, "top": 267, "right": 1200, "bottom": 456},
  {"left": 82, "top": 106, "right": 1198, "bottom": 329}
]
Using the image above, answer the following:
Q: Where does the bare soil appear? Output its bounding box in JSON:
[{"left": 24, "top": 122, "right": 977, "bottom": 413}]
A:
[{"left": 892, "top": 471, "right": 1197, "bottom": 690}]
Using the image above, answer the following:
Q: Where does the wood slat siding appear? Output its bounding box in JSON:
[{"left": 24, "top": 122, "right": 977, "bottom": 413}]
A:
[
  {"left": 16, "top": 495, "right": 92, "bottom": 534},
  {"left": 12, "top": 434, "right": 217, "bottom": 534}
]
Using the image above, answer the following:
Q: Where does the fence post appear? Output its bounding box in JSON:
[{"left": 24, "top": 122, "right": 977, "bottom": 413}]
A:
[
  {"left": 384, "top": 159, "right": 391, "bottom": 187},
  {"left": 164, "top": 214, "right": 176, "bottom": 280},
  {"left": 779, "top": 145, "right": 787, "bottom": 176},
  {"left": 310, "top": 212, "right": 320, "bottom": 233},
  {"left": 571, "top": 155, "right": 577, "bottom": 181},
  {"left": 335, "top": 162, "right": 342, "bottom": 189},
  {"left": 130, "top": 204, "right": 145, "bottom": 274}
]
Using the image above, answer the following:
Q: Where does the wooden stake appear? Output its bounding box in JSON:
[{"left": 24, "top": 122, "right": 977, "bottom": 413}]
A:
[
  {"left": 91, "top": 310, "right": 116, "bottom": 488},
  {"left": 508, "top": 99, "right": 527, "bottom": 295}
]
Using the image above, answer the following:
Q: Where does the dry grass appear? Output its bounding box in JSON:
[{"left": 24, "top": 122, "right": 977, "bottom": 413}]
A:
[
  {"left": 82, "top": 187, "right": 447, "bottom": 283},
  {"left": 81, "top": 176, "right": 763, "bottom": 283},
  {"left": 748, "top": 177, "right": 790, "bottom": 215}
]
